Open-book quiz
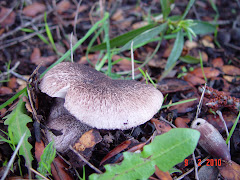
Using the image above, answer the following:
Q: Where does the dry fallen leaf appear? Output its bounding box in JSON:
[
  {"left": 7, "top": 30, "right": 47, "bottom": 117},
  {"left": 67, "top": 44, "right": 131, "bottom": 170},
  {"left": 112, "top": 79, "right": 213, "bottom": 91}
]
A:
[
  {"left": 57, "top": 0, "right": 71, "bottom": 14},
  {"left": 157, "top": 78, "right": 193, "bottom": 94},
  {"left": 222, "top": 65, "right": 240, "bottom": 76},
  {"left": 169, "top": 98, "right": 199, "bottom": 114},
  {"left": 22, "top": 2, "right": 46, "bottom": 17},
  {"left": 190, "top": 67, "right": 220, "bottom": 79},
  {"left": 74, "top": 129, "right": 102, "bottom": 152},
  {"left": 175, "top": 117, "right": 190, "bottom": 128},
  {"left": 0, "top": 7, "right": 16, "bottom": 27},
  {"left": 212, "top": 57, "right": 224, "bottom": 68},
  {"left": 7, "top": 77, "right": 18, "bottom": 89},
  {"left": 0, "top": 86, "right": 13, "bottom": 94},
  {"left": 100, "top": 140, "right": 131, "bottom": 165},
  {"left": 218, "top": 161, "right": 240, "bottom": 180},
  {"left": 184, "top": 73, "right": 206, "bottom": 85},
  {"left": 154, "top": 165, "right": 172, "bottom": 180},
  {"left": 151, "top": 118, "right": 172, "bottom": 134}
]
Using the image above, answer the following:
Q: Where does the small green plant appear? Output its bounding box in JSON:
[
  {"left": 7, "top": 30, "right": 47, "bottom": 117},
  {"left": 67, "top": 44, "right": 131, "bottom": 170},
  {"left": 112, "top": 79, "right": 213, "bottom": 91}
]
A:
[
  {"left": 2, "top": 95, "right": 33, "bottom": 169},
  {"left": 90, "top": 128, "right": 200, "bottom": 180},
  {"left": 37, "top": 141, "right": 56, "bottom": 178}
]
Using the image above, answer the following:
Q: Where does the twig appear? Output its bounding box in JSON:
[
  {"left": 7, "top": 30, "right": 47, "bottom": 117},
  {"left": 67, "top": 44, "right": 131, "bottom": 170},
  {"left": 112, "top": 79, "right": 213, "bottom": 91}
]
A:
[
  {"left": 0, "top": 1, "right": 18, "bottom": 23},
  {"left": 159, "top": 116, "right": 177, "bottom": 128},
  {"left": 195, "top": 83, "right": 206, "bottom": 120},
  {"left": 175, "top": 155, "right": 210, "bottom": 180},
  {"left": 69, "top": 146, "right": 103, "bottom": 174},
  {"left": 216, "top": 110, "right": 230, "bottom": 149},
  {"left": 73, "top": 0, "right": 83, "bottom": 36},
  {"left": 0, "top": 9, "right": 53, "bottom": 41},
  {"left": 0, "top": 61, "right": 28, "bottom": 81},
  {"left": 0, "top": 25, "right": 57, "bottom": 50},
  {"left": 1, "top": 133, "right": 26, "bottom": 180},
  {"left": 192, "top": 153, "right": 199, "bottom": 180},
  {"left": 30, "top": 167, "right": 49, "bottom": 180}
]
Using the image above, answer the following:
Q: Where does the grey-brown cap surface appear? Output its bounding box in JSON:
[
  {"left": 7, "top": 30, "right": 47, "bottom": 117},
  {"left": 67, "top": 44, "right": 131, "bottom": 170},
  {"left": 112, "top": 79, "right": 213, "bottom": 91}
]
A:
[
  {"left": 40, "top": 62, "right": 163, "bottom": 130},
  {"left": 46, "top": 115, "right": 91, "bottom": 153}
]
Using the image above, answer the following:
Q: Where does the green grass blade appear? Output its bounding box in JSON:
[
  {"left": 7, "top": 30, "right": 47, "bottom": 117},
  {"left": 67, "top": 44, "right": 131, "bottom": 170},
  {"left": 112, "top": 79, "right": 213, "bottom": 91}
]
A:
[
  {"left": 44, "top": 12, "right": 57, "bottom": 52},
  {"left": 41, "top": 12, "right": 110, "bottom": 77},
  {"left": 161, "top": 98, "right": 197, "bottom": 109},
  {"left": 90, "top": 23, "right": 157, "bottom": 51},
  {"left": 226, "top": 111, "right": 240, "bottom": 144},
  {"left": 165, "top": 29, "right": 184, "bottom": 70},
  {"left": 0, "top": 88, "right": 27, "bottom": 110},
  {"left": 103, "top": 19, "right": 112, "bottom": 76},
  {"left": 160, "top": 0, "right": 173, "bottom": 19},
  {"left": 120, "top": 23, "right": 167, "bottom": 52},
  {"left": 181, "top": 0, "right": 195, "bottom": 20}
]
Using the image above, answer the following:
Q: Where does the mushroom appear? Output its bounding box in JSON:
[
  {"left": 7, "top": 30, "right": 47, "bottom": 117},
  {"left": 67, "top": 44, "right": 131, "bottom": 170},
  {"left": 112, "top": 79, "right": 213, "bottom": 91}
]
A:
[
  {"left": 40, "top": 62, "right": 163, "bottom": 130},
  {"left": 46, "top": 114, "right": 91, "bottom": 153}
]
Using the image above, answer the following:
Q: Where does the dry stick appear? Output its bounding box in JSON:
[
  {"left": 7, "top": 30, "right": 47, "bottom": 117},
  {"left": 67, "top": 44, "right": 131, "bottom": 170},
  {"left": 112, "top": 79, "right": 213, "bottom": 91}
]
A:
[
  {"left": 0, "top": 9, "right": 53, "bottom": 41},
  {"left": 1, "top": 61, "right": 28, "bottom": 82},
  {"left": 0, "top": 25, "right": 58, "bottom": 50},
  {"left": 30, "top": 167, "right": 49, "bottom": 180},
  {"left": 130, "top": 41, "right": 135, "bottom": 80},
  {"left": 0, "top": 1, "right": 17, "bottom": 23},
  {"left": 159, "top": 116, "right": 177, "bottom": 128},
  {"left": 1, "top": 133, "right": 26, "bottom": 180},
  {"left": 190, "top": 83, "right": 206, "bottom": 180},
  {"left": 216, "top": 110, "right": 230, "bottom": 149},
  {"left": 73, "top": 0, "right": 83, "bottom": 36},
  {"left": 69, "top": 146, "right": 103, "bottom": 174},
  {"left": 192, "top": 153, "right": 199, "bottom": 180},
  {"left": 195, "top": 83, "right": 207, "bottom": 120},
  {"left": 175, "top": 155, "right": 211, "bottom": 180}
]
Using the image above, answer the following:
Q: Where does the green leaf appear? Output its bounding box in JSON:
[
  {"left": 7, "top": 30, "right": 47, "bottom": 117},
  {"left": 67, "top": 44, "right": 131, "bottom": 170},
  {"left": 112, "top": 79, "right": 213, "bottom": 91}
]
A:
[
  {"left": 165, "top": 29, "right": 184, "bottom": 70},
  {"left": 90, "top": 23, "right": 157, "bottom": 51},
  {"left": 160, "top": 0, "right": 175, "bottom": 19},
  {"left": 181, "top": 0, "right": 195, "bottom": 20},
  {"left": 120, "top": 23, "right": 167, "bottom": 52},
  {"left": 37, "top": 141, "right": 56, "bottom": 178},
  {"left": 179, "top": 55, "right": 200, "bottom": 64},
  {"left": 44, "top": 12, "right": 57, "bottom": 52},
  {"left": 4, "top": 97, "right": 33, "bottom": 167},
  {"left": 90, "top": 128, "right": 200, "bottom": 180},
  {"left": 191, "top": 21, "right": 216, "bottom": 35}
]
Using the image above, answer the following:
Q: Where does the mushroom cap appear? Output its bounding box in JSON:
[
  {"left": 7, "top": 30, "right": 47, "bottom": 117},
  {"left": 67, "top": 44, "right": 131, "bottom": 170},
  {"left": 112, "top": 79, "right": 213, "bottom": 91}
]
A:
[{"left": 40, "top": 62, "right": 163, "bottom": 130}]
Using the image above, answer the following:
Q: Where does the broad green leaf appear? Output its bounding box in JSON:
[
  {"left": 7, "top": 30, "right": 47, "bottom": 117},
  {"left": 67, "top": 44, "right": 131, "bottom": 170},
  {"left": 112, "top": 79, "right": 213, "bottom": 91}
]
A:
[
  {"left": 120, "top": 23, "right": 167, "bottom": 52},
  {"left": 165, "top": 29, "right": 184, "bottom": 70},
  {"left": 179, "top": 55, "right": 200, "bottom": 64},
  {"left": 4, "top": 97, "right": 33, "bottom": 167},
  {"left": 160, "top": 0, "right": 175, "bottom": 19},
  {"left": 37, "top": 141, "right": 56, "bottom": 178},
  {"left": 141, "top": 128, "right": 200, "bottom": 171},
  {"left": 181, "top": 0, "right": 195, "bottom": 19},
  {"left": 90, "top": 128, "right": 200, "bottom": 180},
  {"left": 90, "top": 23, "right": 157, "bottom": 51},
  {"left": 191, "top": 21, "right": 216, "bottom": 35}
]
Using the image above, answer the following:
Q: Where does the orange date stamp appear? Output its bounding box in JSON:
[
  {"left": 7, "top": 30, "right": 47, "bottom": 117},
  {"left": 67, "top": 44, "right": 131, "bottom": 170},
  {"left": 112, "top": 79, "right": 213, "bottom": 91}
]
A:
[{"left": 184, "top": 159, "right": 222, "bottom": 167}]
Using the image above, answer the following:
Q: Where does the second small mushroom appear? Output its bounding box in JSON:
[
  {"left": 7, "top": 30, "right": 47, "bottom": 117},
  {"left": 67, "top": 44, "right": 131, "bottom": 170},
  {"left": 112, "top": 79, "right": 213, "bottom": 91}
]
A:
[{"left": 40, "top": 62, "right": 163, "bottom": 130}]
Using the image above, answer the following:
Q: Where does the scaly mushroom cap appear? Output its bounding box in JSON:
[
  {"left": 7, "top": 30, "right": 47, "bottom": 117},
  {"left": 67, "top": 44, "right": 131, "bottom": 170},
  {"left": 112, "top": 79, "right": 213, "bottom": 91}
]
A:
[{"left": 40, "top": 62, "right": 163, "bottom": 130}]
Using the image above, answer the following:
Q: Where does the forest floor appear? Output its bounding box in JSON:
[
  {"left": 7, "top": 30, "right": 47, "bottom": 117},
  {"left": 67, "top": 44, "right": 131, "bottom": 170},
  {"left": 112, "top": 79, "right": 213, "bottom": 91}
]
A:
[{"left": 0, "top": 0, "right": 240, "bottom": 179}]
